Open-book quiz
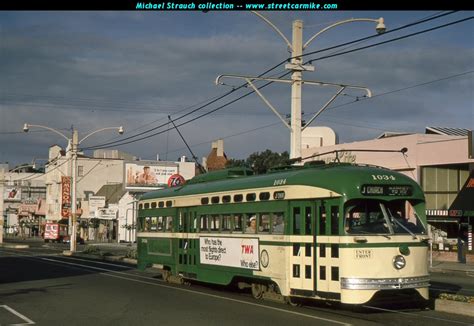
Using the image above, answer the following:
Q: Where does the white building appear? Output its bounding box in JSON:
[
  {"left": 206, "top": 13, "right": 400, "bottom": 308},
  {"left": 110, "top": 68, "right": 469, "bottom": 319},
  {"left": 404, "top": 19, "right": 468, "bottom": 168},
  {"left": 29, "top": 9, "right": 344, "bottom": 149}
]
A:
[
  {"left": 44, "top": 145, "right": 125, "bottom": 222},
  {"left": 0, "top": 164, "right": 46, "bottom": 240}
]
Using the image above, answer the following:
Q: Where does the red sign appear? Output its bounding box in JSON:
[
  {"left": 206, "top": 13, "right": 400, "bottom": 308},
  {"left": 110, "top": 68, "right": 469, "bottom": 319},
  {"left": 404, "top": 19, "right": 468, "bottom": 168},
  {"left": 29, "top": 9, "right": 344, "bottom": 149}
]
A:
[
  {"left": 167, "top": 174, "right": 186, "bottom": 187},
  {"left": 61, "top": 176, "right": 71, "bottom": 218},
  {"left": 466, "top": 178, "right": 474, "bottom": 188}
]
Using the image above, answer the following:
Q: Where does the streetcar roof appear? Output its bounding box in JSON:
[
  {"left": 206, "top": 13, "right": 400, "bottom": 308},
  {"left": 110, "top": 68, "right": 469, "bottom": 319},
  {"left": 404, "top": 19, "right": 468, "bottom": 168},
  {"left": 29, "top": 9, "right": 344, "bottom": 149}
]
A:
[{"left": 140, "top": 163, "right": 424, "bottom": 201}]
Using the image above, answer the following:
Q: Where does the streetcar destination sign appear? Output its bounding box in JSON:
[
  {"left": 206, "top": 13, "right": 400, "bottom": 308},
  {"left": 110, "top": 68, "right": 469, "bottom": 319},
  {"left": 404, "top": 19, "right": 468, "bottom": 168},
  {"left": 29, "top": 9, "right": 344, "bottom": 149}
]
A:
[{"left": 360, "top": 185, "right": 412, "bottom": 196}]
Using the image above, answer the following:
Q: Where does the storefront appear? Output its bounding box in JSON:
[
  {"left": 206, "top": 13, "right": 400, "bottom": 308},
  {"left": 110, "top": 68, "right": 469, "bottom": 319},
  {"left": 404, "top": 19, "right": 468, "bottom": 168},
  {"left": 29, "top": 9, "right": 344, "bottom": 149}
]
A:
[{"left": 427, "top": 171, "right": 474, "bottom": 263}]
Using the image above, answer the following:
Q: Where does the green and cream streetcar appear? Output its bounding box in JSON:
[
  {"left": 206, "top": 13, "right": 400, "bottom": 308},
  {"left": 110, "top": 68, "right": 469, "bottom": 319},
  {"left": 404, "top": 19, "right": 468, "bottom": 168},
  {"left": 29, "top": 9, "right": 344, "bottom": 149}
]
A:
[{"left": 137, "top": 162, "right": 430, "bottom": 305}]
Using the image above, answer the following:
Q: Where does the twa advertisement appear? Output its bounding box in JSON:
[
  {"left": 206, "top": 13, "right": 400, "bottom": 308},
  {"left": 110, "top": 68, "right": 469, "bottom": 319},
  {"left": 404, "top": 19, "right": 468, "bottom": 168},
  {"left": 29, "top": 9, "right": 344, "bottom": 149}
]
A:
[
  {"left": 200, "top": 237, "right": 260, "bottom": 270},
  {"left": 125, "top": 162, "right": 178, "bottom": 189}
]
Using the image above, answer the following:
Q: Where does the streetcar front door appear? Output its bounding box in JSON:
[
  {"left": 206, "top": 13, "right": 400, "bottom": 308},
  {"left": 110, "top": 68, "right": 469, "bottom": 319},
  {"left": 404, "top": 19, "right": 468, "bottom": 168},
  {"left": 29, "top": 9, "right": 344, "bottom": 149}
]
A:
[
  {"left": 289, "top": 201, "right": 315, "bottom": 296},
  {"left": 176, "top": 208, "right": 197, "bottom": 279},
  {"left": 315, "top": 199, "right": 341, "bottom": 300}
]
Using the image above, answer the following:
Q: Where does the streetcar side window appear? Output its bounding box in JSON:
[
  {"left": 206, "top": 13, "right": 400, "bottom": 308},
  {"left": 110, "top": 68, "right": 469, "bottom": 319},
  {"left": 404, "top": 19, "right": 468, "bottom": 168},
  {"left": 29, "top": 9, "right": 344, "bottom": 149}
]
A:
[
  {"left": 245, "top": 214, "right": 257, "bottom": 233},
  {"left": 233, "top": 214, "right": 243, "bottom": 232},
  {"left": 144, "top": 217, "right": 151, "bottom": 231},
  {"left": 200, "top": 215, "right": 209, "bottom": 231},
  {"left": 293, "top": 207, "right": 301, "bottom": 234},
  {"left": 165, "top": 216, "right": 173, "bottom": 231},
  {"left": 191, "top": 214, "right": 198, "bottom": 233},
  {"left": 210, "top": 215, "right": 220, "bottom": 232},
  {"left": 305, "top": 207, "right": 312, "bottom": 235},
  {"left": 222, "top": 215, "right": 232, "bottom": 232},
  {"left": 234, "top": 194, "right": 243, "bottom": 202},
  {"left": 157, "top": 216, "right": 163, "bottom": 231},
  {"left": 246, "top": 193, "right": 256, "bottom": 202},
  {"left": 151, "top": 217, "right": 158, "bottom": 231},
  {"left": 330, "top": 206, "right": 339, "bottom": 235},
  {"left": 272, "top": 212, "right": 285, "bottom": 234},
  {"left": 318, "top": 205, "right": 326, "bottom": 235},
  {"left": 259, "top": 213, "right": 270, "bottom": 233},
  {"left": 151, "top": 202, "right": 157, "bottom": 209},
  {"left": 179, "top": 212, "right": 187, "bottom": 232}
]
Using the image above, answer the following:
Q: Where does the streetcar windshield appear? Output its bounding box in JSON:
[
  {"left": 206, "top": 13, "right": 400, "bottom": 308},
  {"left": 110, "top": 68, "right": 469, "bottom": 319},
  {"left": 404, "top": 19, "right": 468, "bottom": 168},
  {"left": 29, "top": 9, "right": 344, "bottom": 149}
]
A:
[{"left": 344, "top": 199, "right": 426, "bottom": 235}]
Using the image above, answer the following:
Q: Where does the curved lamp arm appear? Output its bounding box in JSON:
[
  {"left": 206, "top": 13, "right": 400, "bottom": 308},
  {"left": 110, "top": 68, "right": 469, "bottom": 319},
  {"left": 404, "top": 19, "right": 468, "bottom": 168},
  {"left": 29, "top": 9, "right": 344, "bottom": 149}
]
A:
[
  {"left": 79, "top": 126, "right": 124, "bottom": 144},
  {"left": 303, "top": 17, "right": 385, "bottom": 50},
  {"left": 23, "top": 123, "right": 70, "bottom": 142},
  {"left": 251, "top": 11, "right": 293, "bottom": 50}
]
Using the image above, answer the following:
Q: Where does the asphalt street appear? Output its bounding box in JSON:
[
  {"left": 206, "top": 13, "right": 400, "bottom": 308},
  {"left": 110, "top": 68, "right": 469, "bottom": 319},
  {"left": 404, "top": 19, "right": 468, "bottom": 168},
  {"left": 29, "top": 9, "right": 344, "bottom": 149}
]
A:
[{"left": 1, "top": 245, "right": 473, "bottom": 326}]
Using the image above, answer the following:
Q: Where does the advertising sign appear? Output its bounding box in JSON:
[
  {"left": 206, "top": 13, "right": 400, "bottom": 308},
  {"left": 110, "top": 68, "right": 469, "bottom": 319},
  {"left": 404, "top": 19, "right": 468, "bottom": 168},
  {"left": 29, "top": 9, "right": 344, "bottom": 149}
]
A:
[
  {"left": 4, "top": 187, "right": 21, "bottom": 201},
  {"left": 200, "top": 237, "right": 260, "bottom": 270},
  {"left": 61, "top": 176, "right": 71, "bottom": 218},
  {"left": 89, "top": 196, "right": 106, "bottom": 213},
  {"left": 125, "top": 162, "right": 178, "bottom": 189},
  {"left": 95, "top": 205, "right": 118, "bottom": 220}
]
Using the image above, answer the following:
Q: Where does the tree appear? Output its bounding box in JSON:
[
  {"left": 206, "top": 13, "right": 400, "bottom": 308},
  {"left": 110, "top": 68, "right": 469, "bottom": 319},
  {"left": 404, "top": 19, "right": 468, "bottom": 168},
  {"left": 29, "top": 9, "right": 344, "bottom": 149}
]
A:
[{"left": 226, "top": 150, "right": 291, "bottom": 175}]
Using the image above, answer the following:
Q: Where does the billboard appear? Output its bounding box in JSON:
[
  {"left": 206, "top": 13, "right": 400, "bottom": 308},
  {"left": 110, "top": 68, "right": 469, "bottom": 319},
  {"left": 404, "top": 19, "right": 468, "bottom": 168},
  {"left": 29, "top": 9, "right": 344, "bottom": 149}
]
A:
[
  {"left": 4, "top": 187, "right": 21, "bottom": 201},
  {"left": 125, "top": 162, "right": 178, "bottom": 189},
  {"left": 200, "top": 237, "right": 260, "bottom": 270}
]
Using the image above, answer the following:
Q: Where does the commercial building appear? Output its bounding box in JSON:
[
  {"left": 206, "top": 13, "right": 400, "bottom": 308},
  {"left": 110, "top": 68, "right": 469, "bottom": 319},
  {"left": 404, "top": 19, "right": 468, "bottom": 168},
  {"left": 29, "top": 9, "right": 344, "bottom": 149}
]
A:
[{"left": 0, "top": 164, "right": 46, "bottom": 239}]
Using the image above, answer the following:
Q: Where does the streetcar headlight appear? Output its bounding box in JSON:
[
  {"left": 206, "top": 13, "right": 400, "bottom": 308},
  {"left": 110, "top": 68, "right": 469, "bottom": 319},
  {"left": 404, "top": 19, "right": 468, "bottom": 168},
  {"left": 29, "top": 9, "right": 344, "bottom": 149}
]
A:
[{"left": 393, "top": 255, "right": 406, "bottom": 270}]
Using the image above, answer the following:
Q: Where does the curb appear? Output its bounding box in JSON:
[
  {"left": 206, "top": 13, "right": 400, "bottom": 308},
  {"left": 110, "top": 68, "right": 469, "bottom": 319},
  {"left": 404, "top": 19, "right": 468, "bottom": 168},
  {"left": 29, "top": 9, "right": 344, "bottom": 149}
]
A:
[
  {"left": 62, "top": 251, "right": 137, "bottom": 266},
  {"left": 434, "top": 299, "right": 474, "bottom": 317},
  {"left": 0, "top": 243, "right": 29, "bottom": 249},
  {"left": 430, "top": 268, "right": 474, "bottom": 277}
]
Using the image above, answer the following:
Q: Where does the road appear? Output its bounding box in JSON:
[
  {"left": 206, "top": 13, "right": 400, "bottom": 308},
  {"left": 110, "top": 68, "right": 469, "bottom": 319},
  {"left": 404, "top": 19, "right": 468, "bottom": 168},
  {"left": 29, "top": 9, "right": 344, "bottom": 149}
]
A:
[{"left": 1, "top": 245, "right": 473, "bottom": 326}]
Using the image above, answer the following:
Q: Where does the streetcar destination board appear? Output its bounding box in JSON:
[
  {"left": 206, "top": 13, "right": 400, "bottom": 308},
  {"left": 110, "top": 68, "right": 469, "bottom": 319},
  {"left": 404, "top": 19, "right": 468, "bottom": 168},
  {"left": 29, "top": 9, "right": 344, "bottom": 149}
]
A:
[{"left": 361, "top": 185, "right": 412, "bottom": 196}]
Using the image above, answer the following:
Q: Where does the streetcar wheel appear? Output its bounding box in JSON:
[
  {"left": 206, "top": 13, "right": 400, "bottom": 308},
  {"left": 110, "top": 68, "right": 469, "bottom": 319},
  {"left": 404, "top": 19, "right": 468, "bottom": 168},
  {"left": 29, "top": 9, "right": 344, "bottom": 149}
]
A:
[{"left": 251, "top": 283, "right": 266, "bottom": 300}]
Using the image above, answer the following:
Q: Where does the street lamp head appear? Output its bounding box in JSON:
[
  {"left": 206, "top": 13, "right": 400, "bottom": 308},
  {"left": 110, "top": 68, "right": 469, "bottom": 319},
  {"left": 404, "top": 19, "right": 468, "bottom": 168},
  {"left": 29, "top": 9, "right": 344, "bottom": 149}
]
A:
[
  {"left": 118, "top": 126, "right": 124, "bottom": 135},
  {"left": 375, "top": 17, "right": 386, "bottom": 34},
  {"left": 23, "top": 123, "right": 29, "bottom": 133}
]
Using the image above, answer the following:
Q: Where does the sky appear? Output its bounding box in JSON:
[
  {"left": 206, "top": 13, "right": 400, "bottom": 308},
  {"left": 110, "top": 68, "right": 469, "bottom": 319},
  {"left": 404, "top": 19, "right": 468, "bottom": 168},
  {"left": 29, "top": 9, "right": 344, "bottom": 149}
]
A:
[{"left": 0, "top": 11, "right": 473, "bottom": 168}]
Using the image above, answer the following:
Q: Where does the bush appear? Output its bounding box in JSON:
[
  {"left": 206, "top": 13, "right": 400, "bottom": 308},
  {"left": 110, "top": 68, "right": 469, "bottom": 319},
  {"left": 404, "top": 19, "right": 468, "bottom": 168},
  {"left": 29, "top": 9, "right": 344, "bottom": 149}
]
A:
[
  {"left": 439, "top": 293, "right": 474, "bottom": 303},
  {"left": 125, "top": 248, "right": 137, "bottom": 259},
  {"left": 83, "top": 245, "right": 101, "bottom": 255}
]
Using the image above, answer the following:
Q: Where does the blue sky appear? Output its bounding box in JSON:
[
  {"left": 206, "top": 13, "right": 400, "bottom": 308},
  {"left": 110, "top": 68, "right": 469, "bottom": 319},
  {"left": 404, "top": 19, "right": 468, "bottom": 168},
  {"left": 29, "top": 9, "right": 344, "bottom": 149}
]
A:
[{"left": 1, "top": 11, "right": 472, "bottom": 167}]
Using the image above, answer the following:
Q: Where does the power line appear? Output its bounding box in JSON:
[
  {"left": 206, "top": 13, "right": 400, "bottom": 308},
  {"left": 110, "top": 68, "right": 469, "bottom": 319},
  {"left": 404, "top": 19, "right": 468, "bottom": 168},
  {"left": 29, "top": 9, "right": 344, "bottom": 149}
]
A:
[
  {"left": 85, "top": 11, "right": 453, "bottom": 149},
  {"left": 84, "top": 14, "right": 471, "bottom": 151},
  {"left": 159, "top": 69, "right": 473, "bottom": 157}
]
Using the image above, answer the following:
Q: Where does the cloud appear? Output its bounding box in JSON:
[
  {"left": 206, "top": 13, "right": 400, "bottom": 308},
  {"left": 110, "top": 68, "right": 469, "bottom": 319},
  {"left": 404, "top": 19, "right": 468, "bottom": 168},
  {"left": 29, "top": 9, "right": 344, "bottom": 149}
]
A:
[{"left": 1, "top": 11, "right": 473, "bottom": 167}]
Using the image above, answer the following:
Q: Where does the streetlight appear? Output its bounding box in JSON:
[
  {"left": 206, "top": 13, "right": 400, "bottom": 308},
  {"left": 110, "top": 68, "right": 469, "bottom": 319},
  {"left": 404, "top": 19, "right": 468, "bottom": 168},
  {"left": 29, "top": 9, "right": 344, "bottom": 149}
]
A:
[
  {"left": 23, "top": 123, "right": 124, "bottom": 252},
  {"left": 246, "top": 13, "right": 386, "bottom": 160}
]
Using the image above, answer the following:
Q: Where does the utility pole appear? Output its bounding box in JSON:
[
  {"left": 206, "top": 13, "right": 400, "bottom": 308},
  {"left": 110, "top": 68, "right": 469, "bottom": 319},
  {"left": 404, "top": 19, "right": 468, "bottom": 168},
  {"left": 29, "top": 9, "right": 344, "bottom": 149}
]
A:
[
  {"left": 217, "top": 14, "right": 385, "bottom": 160},
  {"left": 70, "top": 129, "right": 78, "bottom": 253}
]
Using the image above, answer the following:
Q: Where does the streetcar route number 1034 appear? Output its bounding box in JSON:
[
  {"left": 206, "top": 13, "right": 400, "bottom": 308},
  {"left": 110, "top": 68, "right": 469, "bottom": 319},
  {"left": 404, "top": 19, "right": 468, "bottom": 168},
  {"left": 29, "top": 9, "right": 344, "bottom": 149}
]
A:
[{"left": 371, "top": 174, "right": 396, "bottom": 181}]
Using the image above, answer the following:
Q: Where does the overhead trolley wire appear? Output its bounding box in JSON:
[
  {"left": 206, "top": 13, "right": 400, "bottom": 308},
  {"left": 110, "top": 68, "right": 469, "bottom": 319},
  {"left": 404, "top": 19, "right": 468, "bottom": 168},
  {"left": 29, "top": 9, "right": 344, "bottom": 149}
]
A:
[{"left": 84, "top": 12, "right": 467, "bottom": 150}]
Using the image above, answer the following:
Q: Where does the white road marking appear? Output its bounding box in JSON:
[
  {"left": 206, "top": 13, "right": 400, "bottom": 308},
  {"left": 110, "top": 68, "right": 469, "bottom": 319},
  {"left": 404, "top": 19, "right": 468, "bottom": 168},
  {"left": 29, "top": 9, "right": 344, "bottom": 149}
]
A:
[
  {"left": 0, "top": 305, "right": 35, "bottom": 325},
  {"left": 37, "top": 257, "right": 350, "bottom": 325},
  {"left": 102, "top": 273, "right": 352, "bottom": 325}
]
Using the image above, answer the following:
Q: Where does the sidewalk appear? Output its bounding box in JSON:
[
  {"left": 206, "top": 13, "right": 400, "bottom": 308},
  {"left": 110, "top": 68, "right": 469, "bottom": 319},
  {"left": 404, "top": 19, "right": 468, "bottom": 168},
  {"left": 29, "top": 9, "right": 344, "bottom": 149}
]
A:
[{"left": 429, "top": 260, "right": 474, "bottom": 275}]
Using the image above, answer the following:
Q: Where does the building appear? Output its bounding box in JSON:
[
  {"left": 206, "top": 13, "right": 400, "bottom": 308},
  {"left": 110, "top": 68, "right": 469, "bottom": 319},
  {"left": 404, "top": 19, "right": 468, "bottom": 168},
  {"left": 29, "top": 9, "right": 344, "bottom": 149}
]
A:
[
  {"left": 204, "top": 139, "right": 228, "bottom": 172},
  {"left": 44, "top": 145, "right": 125, "bottom": 222},
  {"left": 302, "top": 127, "right": 474, "bottom": 261},
  {"left": 0, "top": 164, "right": 46, "bottom": 239}
]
